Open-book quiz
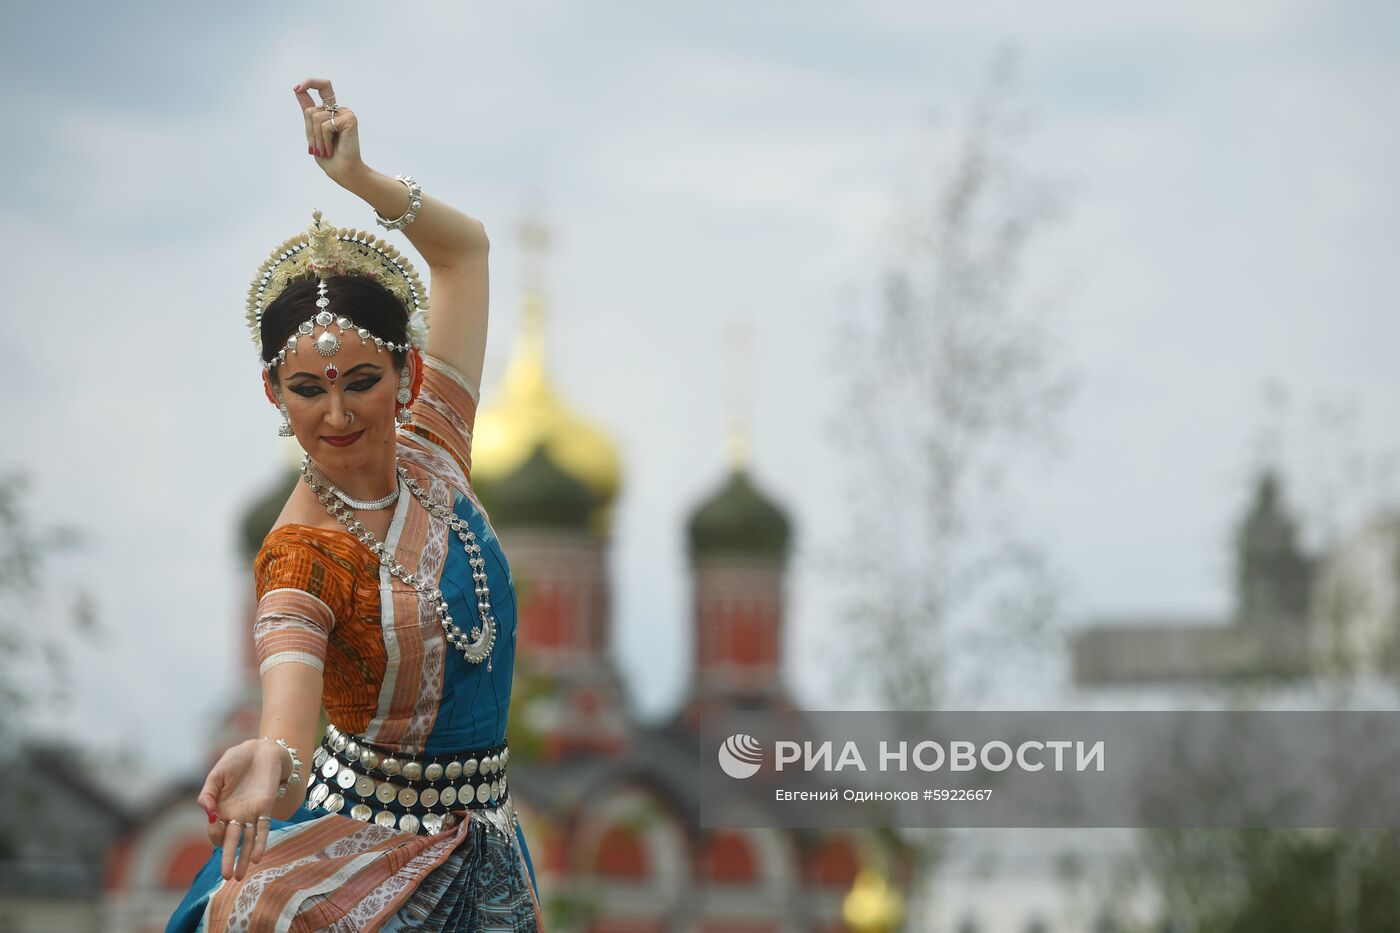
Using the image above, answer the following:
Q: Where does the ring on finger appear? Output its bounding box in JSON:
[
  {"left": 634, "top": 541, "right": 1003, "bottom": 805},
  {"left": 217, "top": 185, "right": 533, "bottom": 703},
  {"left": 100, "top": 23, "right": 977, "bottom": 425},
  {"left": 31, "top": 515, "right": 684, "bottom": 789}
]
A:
[
  {"left": 257, "top": 815, "right": 272, "bottom": 822},
  {"left": 329, "top": 113, "right": 338, "bottom": 132}
]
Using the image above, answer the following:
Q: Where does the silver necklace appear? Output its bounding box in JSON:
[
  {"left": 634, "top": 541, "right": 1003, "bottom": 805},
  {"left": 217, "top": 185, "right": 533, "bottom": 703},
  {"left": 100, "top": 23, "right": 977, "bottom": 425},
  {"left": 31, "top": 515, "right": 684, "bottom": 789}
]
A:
[
  {"left": 305, "top": 460, "right": 401, "bottom": 511},
  {"left": 299, "top": 454, "right": 498, "bottom": 669}
]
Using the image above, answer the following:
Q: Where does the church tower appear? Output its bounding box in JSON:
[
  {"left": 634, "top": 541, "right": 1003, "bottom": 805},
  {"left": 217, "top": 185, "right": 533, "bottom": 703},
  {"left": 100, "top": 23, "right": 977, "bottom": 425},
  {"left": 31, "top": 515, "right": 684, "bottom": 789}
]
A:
[
  {"left": 679, "top": 323, "right": 796, "bottom": 721},
  {"left": 471, "top": 214, "right": 630, "bottom": 760},
  {"left": 1235, "top": 468, "right": 1314, "bottom": 626},
  {"left": 682, "top": 464, "right": 793, "bottom": 714}
]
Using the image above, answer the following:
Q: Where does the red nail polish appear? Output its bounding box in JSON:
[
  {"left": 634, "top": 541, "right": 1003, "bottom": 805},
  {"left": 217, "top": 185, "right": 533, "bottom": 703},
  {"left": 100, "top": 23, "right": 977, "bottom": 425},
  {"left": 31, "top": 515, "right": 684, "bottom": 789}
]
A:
[
  {"left": 207, "top": 810, "right": 218, "bottom": 823},
  {"left": 308, "top": 145, "right": 313, "bottom": 154}
]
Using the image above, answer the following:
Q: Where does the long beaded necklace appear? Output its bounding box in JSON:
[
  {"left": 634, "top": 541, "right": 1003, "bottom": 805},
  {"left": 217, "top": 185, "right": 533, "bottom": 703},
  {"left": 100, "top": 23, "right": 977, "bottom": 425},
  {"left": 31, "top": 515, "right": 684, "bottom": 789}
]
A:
[{"left": 299, "top": 454, "right": 498, "bottom": 670}]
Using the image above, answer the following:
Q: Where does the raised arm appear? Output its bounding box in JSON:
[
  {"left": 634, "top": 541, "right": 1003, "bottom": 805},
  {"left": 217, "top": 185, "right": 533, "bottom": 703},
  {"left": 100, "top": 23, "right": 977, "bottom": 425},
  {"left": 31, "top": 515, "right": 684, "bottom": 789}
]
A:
[{"left": 293, "top": 77, "right": 491, "bottom": 392}]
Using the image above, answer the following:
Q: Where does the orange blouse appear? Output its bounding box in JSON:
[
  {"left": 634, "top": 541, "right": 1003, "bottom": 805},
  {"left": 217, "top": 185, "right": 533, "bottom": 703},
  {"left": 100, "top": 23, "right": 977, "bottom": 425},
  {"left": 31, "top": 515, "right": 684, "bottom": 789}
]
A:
[{"left": 252, "top": 527, "right": 387, "bottom": 730}]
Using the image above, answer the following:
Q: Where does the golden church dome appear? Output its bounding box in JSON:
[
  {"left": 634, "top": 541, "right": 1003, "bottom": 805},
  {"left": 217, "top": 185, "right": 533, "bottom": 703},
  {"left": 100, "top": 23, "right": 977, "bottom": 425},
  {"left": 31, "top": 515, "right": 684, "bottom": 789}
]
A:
[
  {"left": 842, "top": 866, "right": 905, "bottom": 933},
  {"left": 471, "top": 290, "right": 622, "bottom": 530}
]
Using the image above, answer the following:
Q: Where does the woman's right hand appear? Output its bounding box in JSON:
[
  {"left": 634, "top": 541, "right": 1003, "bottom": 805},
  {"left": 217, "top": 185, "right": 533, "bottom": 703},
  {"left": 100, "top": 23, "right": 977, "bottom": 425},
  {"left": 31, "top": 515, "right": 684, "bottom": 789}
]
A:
[{"left": 196, "top": 738, "right": 288, "bottom": 881}]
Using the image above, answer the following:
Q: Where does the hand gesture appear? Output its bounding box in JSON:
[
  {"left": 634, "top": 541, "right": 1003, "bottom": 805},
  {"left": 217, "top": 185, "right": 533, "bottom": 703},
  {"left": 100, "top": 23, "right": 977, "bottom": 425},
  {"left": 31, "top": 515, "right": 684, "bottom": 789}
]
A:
[
  {"left": 196, "top": 738, "right": 288, "bottom": 881},
  {"left": 294, "top": 77, "right": 363, "bottom": 188}
]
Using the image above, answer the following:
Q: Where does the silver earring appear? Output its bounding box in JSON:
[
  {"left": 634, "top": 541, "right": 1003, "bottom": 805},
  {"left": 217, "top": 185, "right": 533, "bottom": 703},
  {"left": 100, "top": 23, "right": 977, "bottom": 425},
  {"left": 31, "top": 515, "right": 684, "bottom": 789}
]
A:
[
  {"left": 395, "top": 365, "right": 413, "bottom": 425},
  {"left": 276, "top": 399, "right": 294, "bottom": 437}
]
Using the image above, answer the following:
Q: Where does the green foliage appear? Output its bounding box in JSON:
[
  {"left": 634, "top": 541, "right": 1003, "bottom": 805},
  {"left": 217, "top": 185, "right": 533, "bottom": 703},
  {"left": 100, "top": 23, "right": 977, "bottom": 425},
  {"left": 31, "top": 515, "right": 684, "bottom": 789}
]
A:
[
  {"left": 542, "top": 889, "right": 601, "bottom": 929},
  {"left": 0, "top": 469, "right": 99, "bottom": 863},
  {"left": 0, "top": 469, "right": 94, "bottom": 736},
  {"left": 1139, "top": 828, "right": 1400, "bottom": 932},
  {"left": 506, "top": 565, "right": 560, "bottom": 762}
]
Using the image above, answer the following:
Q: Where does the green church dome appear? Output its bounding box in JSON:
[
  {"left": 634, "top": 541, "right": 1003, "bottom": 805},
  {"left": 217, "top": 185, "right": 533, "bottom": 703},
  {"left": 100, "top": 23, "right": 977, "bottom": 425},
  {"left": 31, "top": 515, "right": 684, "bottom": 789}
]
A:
[
  {"left": 476, "top": 442, "right": 600, "bottom": 530},
  {"left": 687, "top": 468, "right": 791, "bottom": 558}
]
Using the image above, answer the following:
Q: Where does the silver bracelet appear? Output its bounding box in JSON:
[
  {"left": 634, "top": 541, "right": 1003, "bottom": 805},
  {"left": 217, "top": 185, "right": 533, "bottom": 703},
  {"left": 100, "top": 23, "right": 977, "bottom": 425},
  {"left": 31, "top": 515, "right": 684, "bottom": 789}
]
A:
[
  {"left": 266, "top": 737, "right": 303, "bottom": 798},
  {"left": 375, "top": 174, "right": 422, "bottom": 231}
]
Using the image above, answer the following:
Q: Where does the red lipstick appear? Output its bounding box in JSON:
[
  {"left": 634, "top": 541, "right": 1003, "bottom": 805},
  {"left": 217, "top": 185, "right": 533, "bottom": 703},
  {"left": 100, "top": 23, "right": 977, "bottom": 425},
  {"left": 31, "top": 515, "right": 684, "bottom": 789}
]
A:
[{"left": 322, "top": 430, "right": 365, "bottom": 447}]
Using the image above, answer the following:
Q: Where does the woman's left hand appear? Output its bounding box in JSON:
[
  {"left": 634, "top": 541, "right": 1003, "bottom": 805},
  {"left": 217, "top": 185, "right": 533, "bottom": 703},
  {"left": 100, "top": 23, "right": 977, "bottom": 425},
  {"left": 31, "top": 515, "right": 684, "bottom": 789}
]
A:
[{"left": 294, "top": 77, "right": 364, "bottom": 188}]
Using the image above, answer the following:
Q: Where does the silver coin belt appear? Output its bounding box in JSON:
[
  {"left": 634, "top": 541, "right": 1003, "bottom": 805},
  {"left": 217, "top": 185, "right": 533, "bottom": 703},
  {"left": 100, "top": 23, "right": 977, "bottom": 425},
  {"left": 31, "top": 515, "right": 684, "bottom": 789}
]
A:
[{"left": 302, "top": 724, "right": 511, "bottom": 837}]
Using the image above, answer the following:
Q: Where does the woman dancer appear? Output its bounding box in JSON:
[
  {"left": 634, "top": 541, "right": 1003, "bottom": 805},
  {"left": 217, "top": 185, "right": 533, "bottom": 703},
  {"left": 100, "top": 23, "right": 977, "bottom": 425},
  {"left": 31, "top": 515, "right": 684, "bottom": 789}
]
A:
[{"left": 169, "top": 77, "right": 544, "bottom": 931}]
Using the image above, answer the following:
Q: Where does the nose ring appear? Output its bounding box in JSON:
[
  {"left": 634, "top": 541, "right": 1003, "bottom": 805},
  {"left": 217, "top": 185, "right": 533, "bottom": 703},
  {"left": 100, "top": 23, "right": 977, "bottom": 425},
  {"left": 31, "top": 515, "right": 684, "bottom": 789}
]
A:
[{"left": 346, "top": 411, "right": 356, "bottom": 426}]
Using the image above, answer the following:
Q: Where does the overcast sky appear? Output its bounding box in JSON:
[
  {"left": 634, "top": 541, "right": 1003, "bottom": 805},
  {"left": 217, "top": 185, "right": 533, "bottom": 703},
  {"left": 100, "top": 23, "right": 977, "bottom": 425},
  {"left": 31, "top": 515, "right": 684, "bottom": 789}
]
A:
[{"left": 3, "top": 1, "right": 1398, "bottom": 783}]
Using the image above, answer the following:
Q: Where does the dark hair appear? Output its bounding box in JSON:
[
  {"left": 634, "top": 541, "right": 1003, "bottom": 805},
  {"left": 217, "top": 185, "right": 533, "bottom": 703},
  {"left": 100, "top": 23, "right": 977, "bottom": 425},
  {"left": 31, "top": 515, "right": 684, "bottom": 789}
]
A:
[{"left": 261, "top": 274, "right": 410, "bottom": 385}]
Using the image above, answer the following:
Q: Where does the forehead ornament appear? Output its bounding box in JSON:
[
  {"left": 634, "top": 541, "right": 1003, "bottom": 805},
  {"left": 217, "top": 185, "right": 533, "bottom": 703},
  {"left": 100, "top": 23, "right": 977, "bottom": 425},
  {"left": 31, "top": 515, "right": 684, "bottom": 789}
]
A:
[
  {"left": 312, "top": 281, "right": 342, "bottom": 357},
  {"left": 268, "top": 278, "right": 414, "bottom": 372}
]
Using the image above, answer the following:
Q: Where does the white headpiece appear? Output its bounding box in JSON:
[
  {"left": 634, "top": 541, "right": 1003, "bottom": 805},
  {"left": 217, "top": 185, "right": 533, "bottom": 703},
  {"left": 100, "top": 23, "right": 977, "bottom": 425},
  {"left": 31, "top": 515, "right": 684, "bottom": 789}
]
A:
[{"left": 246, "top": 209, "right": 429, "bottom": 370}]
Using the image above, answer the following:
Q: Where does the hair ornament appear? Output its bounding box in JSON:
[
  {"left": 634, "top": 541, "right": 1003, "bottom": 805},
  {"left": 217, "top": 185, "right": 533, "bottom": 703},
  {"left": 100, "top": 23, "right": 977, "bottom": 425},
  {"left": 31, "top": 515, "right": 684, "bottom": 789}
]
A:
[{"left": 246, "top": 209, "right": 430, "bottom": 363}]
